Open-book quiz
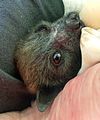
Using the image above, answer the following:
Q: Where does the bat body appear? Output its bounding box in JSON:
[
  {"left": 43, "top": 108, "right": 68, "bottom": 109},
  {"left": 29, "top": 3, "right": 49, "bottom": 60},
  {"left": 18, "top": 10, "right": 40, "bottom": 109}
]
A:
[
  {"left": 0, "top": 0, "right": 64, "bottom": 113},
  {"left": 15, "top": 12, "right": 84, "bottom": 111}
]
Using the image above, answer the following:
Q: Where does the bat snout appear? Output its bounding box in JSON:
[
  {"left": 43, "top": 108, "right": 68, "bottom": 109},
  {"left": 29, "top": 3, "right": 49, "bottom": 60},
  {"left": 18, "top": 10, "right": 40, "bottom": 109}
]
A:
[{"left": 65, "top": 12, "right": 84, "bottom": 30}]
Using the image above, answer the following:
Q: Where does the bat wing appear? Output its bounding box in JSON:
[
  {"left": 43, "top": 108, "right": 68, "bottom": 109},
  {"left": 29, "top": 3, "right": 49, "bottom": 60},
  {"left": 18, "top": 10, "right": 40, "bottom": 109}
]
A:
[{"left": 0, "top": 69, "right": 33, "bottom": 113}]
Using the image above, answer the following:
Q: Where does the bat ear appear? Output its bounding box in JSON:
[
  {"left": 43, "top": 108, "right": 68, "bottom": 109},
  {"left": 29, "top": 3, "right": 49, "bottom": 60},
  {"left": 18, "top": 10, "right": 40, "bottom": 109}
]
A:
[{"left": 36, "top": 86, "right": 63, "bottom": 112}]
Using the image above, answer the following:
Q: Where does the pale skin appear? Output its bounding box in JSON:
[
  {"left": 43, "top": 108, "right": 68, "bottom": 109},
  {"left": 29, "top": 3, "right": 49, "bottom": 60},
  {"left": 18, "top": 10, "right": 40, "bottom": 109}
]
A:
[
  {"left": 80, "top": 0, "right": 100, "bottom": 29},
  {"left": 0, "top": 64, "right": 99, "bottom": 120},
  {"left": 0, "top": 0, "right": 100, "bottom": 119},
  {"left": 63, "top": 0, "right": 100, "bottom": 28}
]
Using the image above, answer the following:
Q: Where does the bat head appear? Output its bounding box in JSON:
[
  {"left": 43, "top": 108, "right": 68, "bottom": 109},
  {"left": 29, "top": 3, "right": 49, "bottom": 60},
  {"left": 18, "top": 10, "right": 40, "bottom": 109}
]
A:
[{"left": 15, "top": 12, "right": 85, "bottom": 112}]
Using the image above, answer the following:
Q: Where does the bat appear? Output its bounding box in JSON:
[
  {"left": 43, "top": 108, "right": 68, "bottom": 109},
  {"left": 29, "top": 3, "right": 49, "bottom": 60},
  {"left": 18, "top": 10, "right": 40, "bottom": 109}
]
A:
[{"left": 15, "top": 12, "right": 85, "bottom": 112}]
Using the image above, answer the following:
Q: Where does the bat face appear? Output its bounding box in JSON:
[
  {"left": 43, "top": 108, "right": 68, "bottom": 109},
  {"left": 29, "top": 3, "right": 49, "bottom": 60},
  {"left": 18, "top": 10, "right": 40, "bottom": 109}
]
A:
[{"left": 15, "top": 12, "right": 85, "bottom": 111}]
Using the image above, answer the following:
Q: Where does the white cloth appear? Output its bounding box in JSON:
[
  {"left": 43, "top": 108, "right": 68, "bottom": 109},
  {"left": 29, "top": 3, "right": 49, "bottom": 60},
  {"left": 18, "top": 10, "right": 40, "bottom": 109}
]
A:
[
  {"left": 79, "top": 27, "right": 100, "bottom": 74},
  {"left": 62, "top": 0, "right": 100, "bottom": 29}
]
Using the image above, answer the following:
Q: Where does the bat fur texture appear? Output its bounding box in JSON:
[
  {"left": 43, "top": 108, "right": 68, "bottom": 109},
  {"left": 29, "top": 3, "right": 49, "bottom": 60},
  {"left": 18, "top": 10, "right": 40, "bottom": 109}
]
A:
[{"left": 14, "top": 12, "right": 85, "bottom": 112}]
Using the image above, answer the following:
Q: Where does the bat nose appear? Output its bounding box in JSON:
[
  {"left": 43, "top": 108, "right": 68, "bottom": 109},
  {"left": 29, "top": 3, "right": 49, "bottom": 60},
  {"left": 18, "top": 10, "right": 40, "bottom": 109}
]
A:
[
  {"left": 67, "top": 12, "right": 79, "bottom": 21},
  {"left": 65, "top": 12, "right": 82, "bottom": 29}
]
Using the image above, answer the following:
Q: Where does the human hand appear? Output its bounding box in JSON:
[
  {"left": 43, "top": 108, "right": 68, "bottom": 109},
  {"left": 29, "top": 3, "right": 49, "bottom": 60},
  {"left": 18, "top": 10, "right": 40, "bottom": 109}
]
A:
[{"left": 0, "top": 64, "right": 99, "bottom": 120}]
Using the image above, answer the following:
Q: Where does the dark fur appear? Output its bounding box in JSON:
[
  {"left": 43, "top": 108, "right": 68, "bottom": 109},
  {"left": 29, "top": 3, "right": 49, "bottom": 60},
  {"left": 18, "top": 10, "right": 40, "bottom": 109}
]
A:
[{"left": 15, "top": 12, "right": 84, "bottom": 94}]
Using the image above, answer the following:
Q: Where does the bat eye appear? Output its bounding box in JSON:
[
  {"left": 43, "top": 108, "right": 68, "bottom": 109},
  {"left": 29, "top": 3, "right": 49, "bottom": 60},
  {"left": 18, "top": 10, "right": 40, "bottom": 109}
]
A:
[{"left": 52, "top": 52, "right": 62, "bottom": 65}]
